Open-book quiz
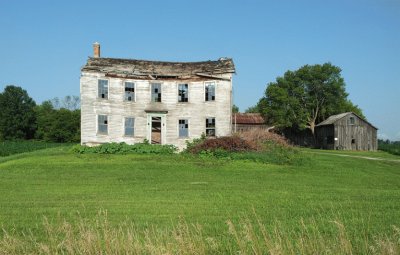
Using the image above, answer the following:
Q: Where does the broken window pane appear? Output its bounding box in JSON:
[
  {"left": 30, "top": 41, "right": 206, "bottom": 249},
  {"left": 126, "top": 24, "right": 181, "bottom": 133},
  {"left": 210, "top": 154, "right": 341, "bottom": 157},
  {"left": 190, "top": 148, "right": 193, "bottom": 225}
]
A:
[
  {"left": 205, "top": 82, "right": 215, "bottom": 101},
  {"left": 178, "top": 84, "right": 188, "bottom": 102},
  {"left": 206, "top": 117, "right": 216, "bottom": 137},
  {"left": 125, "top": 117, "right": 135, "bottom": 136},
  {"left": 98, "top": 115, "right": 108, "bottom": 134},
  {"left": 151, "top": 83, "right": 162, "bottom": 102},
  {"left": 179, "top": 119, "right": 188, "bottom": 137},
  {"left": 125, "top": 82, "right": 135, "bottom": 101},
  {"left": 98, "top": 79, "right": 108, "bottom": 99}
]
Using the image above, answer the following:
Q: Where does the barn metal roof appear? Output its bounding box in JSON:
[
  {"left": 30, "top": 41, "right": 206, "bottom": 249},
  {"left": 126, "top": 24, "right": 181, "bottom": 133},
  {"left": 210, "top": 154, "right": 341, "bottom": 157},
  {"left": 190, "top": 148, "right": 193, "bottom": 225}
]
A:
[
  {"left": 233, "top": 113, "right": 265, "bottom": 124},
  {"left": 316, "top": 112, "right": 378, "bottom": 129},
  {"left": 81, "top": 57, "right": 235, "bottom": 80}
]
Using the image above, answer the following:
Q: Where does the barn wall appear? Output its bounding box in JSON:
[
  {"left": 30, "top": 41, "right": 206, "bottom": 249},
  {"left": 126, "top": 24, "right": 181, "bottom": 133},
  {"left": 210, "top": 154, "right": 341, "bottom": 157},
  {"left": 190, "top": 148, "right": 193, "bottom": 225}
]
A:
[
  {"left": 80, "top": 72, "right": 233, "bottom": 150},
  {"left": 334, "top": 113, "right": 377, "bottom": 151}
]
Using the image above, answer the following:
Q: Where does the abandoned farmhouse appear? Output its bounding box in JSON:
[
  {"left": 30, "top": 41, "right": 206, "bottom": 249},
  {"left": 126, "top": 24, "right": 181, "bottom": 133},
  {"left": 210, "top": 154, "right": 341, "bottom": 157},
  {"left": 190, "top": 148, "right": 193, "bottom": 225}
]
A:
[{"left": 80, "top": 43, "right": 235, "bottom": 149}]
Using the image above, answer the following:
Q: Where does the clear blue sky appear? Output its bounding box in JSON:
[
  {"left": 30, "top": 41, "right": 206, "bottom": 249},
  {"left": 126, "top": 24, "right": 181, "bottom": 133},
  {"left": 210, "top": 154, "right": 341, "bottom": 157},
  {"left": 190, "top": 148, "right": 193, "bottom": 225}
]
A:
[{"left": 1, "top": 0, "right": 399, "bottom": 140}]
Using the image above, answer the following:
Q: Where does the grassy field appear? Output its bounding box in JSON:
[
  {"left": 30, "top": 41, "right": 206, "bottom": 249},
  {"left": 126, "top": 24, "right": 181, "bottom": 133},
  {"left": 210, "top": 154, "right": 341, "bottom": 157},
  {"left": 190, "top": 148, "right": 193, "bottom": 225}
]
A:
[
  {"left": 0, "top": 140, "right": 70, "bottom": 157},
  {"left": 0, "top": 146, "right": 399, "bottom": 253}
]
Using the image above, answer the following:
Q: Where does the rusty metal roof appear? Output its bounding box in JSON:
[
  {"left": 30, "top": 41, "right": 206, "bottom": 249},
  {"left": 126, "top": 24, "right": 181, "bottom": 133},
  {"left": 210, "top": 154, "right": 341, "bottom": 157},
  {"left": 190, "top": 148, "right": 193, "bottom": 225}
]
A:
[
  {"left": 233, "top": 113, "right": 265, "bottom": 124},
  {"left": 81, "top": 57, "right": 235, "bottom": 80}
]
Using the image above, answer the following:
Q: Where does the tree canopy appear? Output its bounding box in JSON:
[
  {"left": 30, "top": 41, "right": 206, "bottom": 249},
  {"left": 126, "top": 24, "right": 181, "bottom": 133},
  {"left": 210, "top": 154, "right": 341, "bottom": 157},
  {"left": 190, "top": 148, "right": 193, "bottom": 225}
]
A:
[
  {"left": 258, "top": 63, "right": 363, "bottom": 135},
  {"left": 0, "top": 85, "right": 37, "bottom": 140}
]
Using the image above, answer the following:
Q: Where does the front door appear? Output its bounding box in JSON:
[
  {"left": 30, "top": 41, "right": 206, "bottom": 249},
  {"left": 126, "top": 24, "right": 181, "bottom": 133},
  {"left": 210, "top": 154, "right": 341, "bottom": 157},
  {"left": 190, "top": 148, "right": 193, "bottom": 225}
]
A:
[{"left": 147, "top": 114, "right": 166, "bottom": 144}]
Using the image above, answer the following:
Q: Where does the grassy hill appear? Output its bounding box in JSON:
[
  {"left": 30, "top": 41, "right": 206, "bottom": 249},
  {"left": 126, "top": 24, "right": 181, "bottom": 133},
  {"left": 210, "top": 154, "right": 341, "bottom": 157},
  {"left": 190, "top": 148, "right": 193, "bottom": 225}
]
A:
[{"left": 0, "top": 146, "right": 399, "bottom": 254}]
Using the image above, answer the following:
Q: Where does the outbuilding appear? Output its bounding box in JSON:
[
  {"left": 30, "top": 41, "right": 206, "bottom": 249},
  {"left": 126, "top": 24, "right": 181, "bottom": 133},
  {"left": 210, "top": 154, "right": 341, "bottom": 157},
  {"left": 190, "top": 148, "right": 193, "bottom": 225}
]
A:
[{"left": 315, "top": 112, "right": 378, "bottom": 151}]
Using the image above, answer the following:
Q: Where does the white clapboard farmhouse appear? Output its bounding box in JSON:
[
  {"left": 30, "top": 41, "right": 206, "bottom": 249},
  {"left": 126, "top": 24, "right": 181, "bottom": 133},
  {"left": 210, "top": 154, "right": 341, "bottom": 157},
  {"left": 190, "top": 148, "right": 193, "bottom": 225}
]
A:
[{"left": 80, "top": 43, "right": 235, "bottom": 149}]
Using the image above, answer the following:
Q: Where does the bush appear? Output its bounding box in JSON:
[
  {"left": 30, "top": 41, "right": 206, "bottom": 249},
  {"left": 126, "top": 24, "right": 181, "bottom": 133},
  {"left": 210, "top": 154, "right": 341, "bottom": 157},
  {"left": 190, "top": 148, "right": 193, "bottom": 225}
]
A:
[
  {"left": 71, "top": 142, "right": 177, "bottom": 155},
  {"left": 236, "top": 129, "right": 290, "bottom": 148},
  {"left": 186, "top": 136, "right": 257, "bottom": 154}
]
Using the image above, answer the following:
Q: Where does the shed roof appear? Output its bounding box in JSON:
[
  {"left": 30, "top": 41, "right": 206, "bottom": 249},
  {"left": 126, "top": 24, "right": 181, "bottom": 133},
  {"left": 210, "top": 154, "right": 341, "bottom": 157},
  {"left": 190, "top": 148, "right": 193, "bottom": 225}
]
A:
[
  {"left": 316, "top": 112, "right": 378, "bottom": 129},
  {"left": 81, "top": 57, "right": 235, "bottom": 80},
  {"left": 233, "top": 113, "right": 265, "bottom": 124}
]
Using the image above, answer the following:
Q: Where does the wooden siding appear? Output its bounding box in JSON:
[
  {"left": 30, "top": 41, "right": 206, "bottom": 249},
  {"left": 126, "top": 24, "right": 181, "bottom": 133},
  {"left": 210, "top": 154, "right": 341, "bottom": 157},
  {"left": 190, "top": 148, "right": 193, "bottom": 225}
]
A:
[{"left": 80, "top": 72, "right": 233, "bottom": 150}]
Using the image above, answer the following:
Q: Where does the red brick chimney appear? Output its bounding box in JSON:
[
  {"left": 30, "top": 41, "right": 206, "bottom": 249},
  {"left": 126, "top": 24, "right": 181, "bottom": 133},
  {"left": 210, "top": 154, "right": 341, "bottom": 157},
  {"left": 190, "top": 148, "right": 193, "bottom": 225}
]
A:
[{"left": 93, "top": 42, "right": 100, "bottom": 58}]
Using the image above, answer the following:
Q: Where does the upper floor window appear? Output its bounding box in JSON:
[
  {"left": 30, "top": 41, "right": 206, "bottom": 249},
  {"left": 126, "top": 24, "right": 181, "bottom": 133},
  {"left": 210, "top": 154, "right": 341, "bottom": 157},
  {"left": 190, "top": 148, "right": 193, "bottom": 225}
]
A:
[
  {"left": 205, "top": 82, "right": 215, "bottom": 101},
  {"left": 151, "top": 83, "right": 162, "bottom": 102},
  {"left": 125, "top": 117, "right": 135, "bottom": 136},
  {"left": 206, "top": 117, "right": 215, "bottom": 137},
  {"left": 125, "top": 82, "right": 135, "bottom": 102},
  {"left": 98, "top": 79, "right": 108, "bottom": 99},
  {"left": 179, "top": 119, "right": 189, "bottom": 137},
  {"left": 178, "top": 84, "right": 188, "bottom": 102},
  {"left": 348, "top": 117, "right": 355, "bottom": 125},
  {"left": 98, "top": 115, "right": 108, "bottom": 134}
]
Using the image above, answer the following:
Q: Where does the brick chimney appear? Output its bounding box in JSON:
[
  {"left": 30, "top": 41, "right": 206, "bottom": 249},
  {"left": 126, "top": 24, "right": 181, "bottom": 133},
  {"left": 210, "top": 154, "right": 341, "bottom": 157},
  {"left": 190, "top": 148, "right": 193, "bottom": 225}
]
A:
[{"left": 93, "top": 42, "right": 100, "bottom": 58}]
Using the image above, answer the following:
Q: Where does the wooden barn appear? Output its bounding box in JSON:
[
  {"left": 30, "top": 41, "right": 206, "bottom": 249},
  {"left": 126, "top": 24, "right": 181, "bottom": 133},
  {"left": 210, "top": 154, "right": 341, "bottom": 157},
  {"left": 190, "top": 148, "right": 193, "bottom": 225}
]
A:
[
  {"left": 315, "top": 112, "right": 378, "bottom": 151},
  {"left": 232, "top": 113, "right": 268, "bottom": 132}
]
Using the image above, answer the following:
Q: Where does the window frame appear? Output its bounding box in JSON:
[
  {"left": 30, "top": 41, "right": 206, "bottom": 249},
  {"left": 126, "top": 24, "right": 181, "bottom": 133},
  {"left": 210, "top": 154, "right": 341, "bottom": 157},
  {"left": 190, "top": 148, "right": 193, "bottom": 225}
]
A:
[
  {"left": 348, "top": 116, "right": 355, "bottom": 125},
  {"left": 151, "top": 83, "right": 162, "bottom": 103},
  {"left": 98, "top": 79, "right": 109, "bottom": 100},
  {"left": 205, "top": 81, "right": 216, "bottom": 102},
  {"left": 124, "top": 81, "right": 136, "bottom": 102},
  {"left": 124, "top": 117, "right": 135, "bottom": 137},
  {"left": 97, "top": 115, "right": 108, "bottom": 135},
  {"left": 178, "top": 84, "right": 189, "bottom": 103},
  {"left": 178, "top": 119, "right": 189, "bottom": 138},
  {"left": 205, "top": 117, "right": 216, "bottom": 137}
]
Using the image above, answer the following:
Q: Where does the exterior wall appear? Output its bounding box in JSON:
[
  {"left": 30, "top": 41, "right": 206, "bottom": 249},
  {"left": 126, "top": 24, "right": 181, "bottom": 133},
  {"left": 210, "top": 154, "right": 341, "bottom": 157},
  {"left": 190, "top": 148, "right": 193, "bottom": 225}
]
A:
[
  {"left": 334, "top": 113, "right": 377, "bottom": 151},
  {"left": 315, "top": 113, "right": 377, "bottom": 151},
  {"left": 80, "top": 71, "right": 233, "bottom": 150},
  {"left": 232, "top": 124, "right": 269, "bottom": 133}
]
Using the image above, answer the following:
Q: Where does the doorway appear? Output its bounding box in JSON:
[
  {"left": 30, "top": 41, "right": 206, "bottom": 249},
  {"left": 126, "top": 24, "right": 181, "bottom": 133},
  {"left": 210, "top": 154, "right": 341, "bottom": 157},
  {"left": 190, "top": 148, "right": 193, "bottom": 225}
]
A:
[
  {"left": 151, "top": 117, "right": 161, "bottom": 144},
  {"left": 147, "top": 113, "right": 166, "bottom": 145}
]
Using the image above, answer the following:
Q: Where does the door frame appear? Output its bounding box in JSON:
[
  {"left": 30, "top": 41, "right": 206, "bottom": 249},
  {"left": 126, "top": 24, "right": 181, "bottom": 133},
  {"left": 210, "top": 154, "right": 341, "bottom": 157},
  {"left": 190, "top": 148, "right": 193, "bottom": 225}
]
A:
[{"left": 146, "top": 113, "right": 167, "bottom": 145}]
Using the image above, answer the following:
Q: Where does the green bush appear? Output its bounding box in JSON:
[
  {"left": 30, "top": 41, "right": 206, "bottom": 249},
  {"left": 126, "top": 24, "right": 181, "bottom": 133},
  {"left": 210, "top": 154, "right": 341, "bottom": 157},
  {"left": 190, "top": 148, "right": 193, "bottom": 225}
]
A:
[{"left": 72, "top": 142, "right": 177, "bottom": 155}]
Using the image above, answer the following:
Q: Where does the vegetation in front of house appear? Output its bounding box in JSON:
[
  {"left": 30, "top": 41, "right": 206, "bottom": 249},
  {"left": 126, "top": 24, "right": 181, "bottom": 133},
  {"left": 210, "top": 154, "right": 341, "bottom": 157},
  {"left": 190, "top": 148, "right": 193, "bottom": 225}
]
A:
[
  {"left": 379, "top": 139, "right": 400, "bottom": 156},
  {"left": 71, "top": 142, "right": 177, "bottom": 154},
  {"left": 0, "top": 140, "right": 71, "bottom": 157},
  {"left": 0, "top": 148, "right": 399, "bottom": 254}
]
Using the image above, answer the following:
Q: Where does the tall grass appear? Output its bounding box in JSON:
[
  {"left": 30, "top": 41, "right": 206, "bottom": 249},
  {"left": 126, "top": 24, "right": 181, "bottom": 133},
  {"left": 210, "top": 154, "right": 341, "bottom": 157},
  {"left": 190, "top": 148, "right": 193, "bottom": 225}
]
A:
[
  {"left": 0, "top": 140, "right": 69, "bottom": 157},
  {"left": 1, "top": 210, "right": 398, "bottom": 254}
]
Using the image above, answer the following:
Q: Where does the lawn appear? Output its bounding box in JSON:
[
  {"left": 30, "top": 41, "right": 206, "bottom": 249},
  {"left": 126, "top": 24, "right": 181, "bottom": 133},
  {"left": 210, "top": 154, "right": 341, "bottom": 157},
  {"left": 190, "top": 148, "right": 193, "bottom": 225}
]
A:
[{"left": 0, "top": 146, "right": 399, "bottom": 253}]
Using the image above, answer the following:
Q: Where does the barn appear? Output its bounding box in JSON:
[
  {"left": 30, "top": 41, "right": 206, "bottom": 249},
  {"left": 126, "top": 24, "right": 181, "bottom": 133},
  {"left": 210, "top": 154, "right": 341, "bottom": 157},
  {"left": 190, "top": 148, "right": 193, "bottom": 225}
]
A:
[
  {"left": 232, "top": 113, "right": 268, "bottom": 133},
  {"left": 315, "top": 112, "right": 378, "bottom": 151}
]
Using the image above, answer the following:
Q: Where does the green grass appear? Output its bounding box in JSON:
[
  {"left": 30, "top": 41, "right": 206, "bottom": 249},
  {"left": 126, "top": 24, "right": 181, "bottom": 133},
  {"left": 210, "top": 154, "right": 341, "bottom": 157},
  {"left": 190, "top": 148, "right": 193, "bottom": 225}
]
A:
[
  {"left": 0, "top": 146, "right": 399, "bottom": 253},
  {"left": 0, "top": 140, "right": 71, "bottom": 157}
]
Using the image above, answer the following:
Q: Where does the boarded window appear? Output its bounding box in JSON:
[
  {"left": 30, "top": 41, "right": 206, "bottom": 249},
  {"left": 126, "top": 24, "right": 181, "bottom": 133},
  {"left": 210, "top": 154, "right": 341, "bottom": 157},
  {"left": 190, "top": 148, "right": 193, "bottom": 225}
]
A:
[
  {"left": 125, "top": 117, "right": 135, "bottom": 136},
  {"left": 205, "top": 82, "right": 215, "bottom": 101},
  {"left": 348, "top": 117, "right": 355, "bottom": 125},
  {"left": 98, "top": 115, "right": 108, "bottom": 134},
  {"left": 151, "top": 83, "right": 162, "bottom": 102},
  {"left": 206, "top": 118, "right": 215, "bottom": 137},
  {"left": 179, "top": 119, "right": 188, "bottom": 137},
  {"left": 125, "top": 82, "right": 135, "bottom": 101},
  {"left": 98, "top": 80, "right": 108, "bottom": 99},
  {"left": 178, "top": 84, "right": 188, "bottom": 102}
]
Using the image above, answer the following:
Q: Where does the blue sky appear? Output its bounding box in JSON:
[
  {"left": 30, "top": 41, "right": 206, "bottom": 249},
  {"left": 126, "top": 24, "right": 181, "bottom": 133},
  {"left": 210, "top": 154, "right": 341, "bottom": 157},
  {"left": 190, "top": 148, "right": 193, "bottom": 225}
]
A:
[{"left": 1, "top": 0, "right": 399, "bottom": 140}]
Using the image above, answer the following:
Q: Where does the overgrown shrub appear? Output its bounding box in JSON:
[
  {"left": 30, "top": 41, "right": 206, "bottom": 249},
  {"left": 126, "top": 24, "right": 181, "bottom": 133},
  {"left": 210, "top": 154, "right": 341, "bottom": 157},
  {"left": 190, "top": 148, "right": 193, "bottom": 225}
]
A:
[
  {"left": 186, "top": 136, "right": 257, "bottom": 154},
  {"left": 236, "top": 129, "right": 290, "bottom": 148},
  {"left": 71, "top": 142, "right": 177, "bottom": 155}
]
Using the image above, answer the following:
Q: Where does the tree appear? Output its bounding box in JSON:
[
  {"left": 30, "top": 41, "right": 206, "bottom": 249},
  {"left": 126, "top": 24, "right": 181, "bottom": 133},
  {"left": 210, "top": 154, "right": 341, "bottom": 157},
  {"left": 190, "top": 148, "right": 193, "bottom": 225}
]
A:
[
  {"left": 244, "top": 105, "right": 259, "bottom": 113},
  {"left": 232, "top": 104, "right": 239, "bottom": 113},
  {"left": 259, "top": 63, "right": 363, "bottom": 135},
  {"left": 0, "top": 85, "right": 36, "bottom": 140}
]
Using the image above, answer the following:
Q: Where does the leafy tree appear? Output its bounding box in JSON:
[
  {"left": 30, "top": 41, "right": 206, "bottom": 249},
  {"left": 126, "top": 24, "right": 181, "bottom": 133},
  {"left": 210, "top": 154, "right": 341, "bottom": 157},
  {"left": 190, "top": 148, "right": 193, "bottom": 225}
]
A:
[
  {"left": 245, "top": 105, "right": 259, "bottom": 113},
  {"left": 259, "top": 63, "right": 363, "bottom": 135},
  {"left": 0, "top": 85, "right": 36, "bottom": 140},
  {"left": 232, "top": 104, "right": 239, "bottom": 113}
]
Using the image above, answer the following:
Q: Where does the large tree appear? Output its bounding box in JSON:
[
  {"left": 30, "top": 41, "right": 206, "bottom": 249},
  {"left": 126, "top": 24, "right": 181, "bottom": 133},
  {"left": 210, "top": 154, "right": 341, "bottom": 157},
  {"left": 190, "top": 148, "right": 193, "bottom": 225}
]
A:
[
  {"left": 0, "top": 85, "right": 36, "bottom": 140},
  {"left": 259, "top": 63, "right": 363, "bottom": 135}
]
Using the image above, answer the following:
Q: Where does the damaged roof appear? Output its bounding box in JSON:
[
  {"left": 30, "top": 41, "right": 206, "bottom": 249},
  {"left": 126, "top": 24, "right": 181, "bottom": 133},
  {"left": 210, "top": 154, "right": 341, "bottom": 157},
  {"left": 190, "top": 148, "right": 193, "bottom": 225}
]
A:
[
  {"left": 81, "top": 57, "right": 235, "bottom": 81},
  {"left": 316, "top": 112, "right": 378, "bottom": 129},
  {"left": 233, "top": 113, "right": 266, "bottom": 124}
]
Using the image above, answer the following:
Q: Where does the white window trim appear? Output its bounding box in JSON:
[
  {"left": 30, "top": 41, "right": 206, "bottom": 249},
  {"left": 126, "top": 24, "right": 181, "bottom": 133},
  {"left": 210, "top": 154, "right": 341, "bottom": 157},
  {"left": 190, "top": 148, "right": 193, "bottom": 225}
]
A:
[
  {"left": 177, "top": 83, "right": 189, "bottom": 103},
  {"left": 150, "top": 82, "right": 162, "bottom": 103},
  {"left": 98, "top": 78, "right": 109, "bottom": 100},
  {"left": 178, "top": 118, "right": 190, "bottom": 138},
  {"left": 123, "top": 116, "right": 135, "bottom": 137},
  {"left": 123, "top": 80, "right": 136, "bottom": 102},
  {"left": 97, "top": 114, "right": 108, "bottom": 135},
  {"left": 205, "top": 117, "right": 216, "bottom": 137},
  {"left": 204, "top": 81, "right": 216, "bottom": 102}
]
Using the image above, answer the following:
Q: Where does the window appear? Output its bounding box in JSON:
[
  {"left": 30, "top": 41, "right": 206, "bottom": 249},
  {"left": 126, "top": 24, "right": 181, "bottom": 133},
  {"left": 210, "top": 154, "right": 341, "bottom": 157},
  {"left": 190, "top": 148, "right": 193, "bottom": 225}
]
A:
[
  {"left": 205, "top": 82, "right": 215, "bottom": 101},
  {"left": 178, "top": 84, "right": 188, "bottom": 102},
  {"left": 151, "top": 83, "right": 162, "bottom": 102},
  {"left": 179, "top": 119, "right": 188, "bottom": 137},
  {"left": 351, "top": 138, "right": 356, "bottom": 144},
  {"left": 348, "top": 117, "right": 355, "bottom": 125},
  {"left": 98, "top": 79, "right": 108, "bottom": 99},
  {"left": 98, "top": 115, "right": 108, "bottom": 134},
  {"left": 206, "top": 118, "right": 215, "bottom": 137},
  {"left": 125, "top": 82, "right": 135, "bottom": 101},
  {"left": 125, "top": 117, "right": 135, "bottom": 136}
]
